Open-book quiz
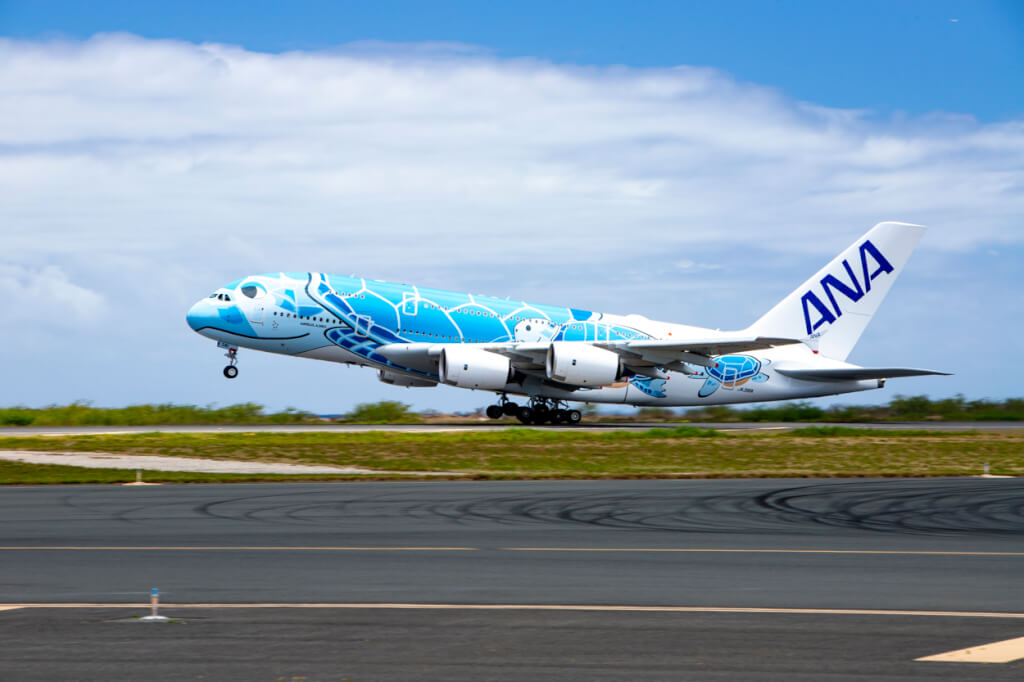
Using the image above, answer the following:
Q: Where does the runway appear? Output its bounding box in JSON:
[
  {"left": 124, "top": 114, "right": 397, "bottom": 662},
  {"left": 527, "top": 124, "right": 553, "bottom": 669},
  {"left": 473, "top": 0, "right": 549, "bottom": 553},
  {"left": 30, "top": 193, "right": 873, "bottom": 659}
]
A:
[{"left": 1, "top": 479, "right": 1022, "bottom": 679}]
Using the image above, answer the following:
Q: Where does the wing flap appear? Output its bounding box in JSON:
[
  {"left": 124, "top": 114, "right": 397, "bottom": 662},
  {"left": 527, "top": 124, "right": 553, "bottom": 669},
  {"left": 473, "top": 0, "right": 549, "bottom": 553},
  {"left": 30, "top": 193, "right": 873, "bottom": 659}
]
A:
[{"left": 604, "top": 336, "right": 800, "bottom": 369}]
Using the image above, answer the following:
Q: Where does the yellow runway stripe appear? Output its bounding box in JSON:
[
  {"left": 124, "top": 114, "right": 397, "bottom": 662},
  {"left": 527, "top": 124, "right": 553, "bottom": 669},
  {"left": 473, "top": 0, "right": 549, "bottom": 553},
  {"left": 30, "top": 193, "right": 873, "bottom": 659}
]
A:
[
  {"left": 2, "top": 603, "right": 1024, "bottom": 619},
  {"left": 916, "top": 635, "right": 1024, "bottom": 663},
  {"left": 0, "top": 546, "right": 477, "bottom": 551},
  {"left": 0, "top": 546, "right": 1020, "bottom": 556},
  {"left": 504, "top": 548, "right": 1024, "bottom": 556}
]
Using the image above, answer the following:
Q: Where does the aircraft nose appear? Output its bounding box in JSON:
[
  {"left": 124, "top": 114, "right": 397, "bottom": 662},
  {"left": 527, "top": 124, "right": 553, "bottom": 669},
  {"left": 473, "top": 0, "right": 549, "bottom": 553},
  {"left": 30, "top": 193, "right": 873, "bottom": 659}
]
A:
[{"left": 186, "top": 300, "right": 210, "bottom": 331}]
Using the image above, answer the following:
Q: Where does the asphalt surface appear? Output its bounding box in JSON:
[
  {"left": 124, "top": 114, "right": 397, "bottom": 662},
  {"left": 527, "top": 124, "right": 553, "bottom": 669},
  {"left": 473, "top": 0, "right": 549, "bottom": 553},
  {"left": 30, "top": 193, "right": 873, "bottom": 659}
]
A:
[
  {"left": 1, "top": 479, "right": 1022, "bottom": 680},
  {"left": 3, "top": 420, "right": 1021, "bottom": 436}
]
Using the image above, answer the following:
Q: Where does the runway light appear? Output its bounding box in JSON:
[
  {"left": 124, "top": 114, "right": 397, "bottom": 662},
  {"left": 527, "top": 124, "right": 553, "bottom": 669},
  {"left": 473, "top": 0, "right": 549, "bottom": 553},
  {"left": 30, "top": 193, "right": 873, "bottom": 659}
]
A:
[{"left": 140, "top": 587, "right": 169, "bottom": 622}]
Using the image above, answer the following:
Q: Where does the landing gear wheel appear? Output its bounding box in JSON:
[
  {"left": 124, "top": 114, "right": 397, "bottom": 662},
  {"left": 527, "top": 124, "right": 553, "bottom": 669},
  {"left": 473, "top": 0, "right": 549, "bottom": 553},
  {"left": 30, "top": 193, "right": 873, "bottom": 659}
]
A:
[
  {"left": 516, "top": 406, "right": 534, "bottom": 424},
  {"left": 486, "top": 404, "right": 504, "bottom": 420},
  {"left": 502, "top": 402, "right": 519, "bottom": 417},
  {"left": 223, "top": 365, "right": 239, "bottom": 379},
  {"left": 551, "top": 409, "right": 567, "bottom": 424},
  {"left": 566, "top": 409, "right": 582, "bottom": 425}
]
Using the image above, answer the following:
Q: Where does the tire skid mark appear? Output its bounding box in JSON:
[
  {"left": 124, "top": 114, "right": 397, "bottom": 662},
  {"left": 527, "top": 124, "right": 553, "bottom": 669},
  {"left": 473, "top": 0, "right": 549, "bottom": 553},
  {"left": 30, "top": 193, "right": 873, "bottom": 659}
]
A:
[{"left": 46, "top": 480, "right": 1024, "bottom": 535}]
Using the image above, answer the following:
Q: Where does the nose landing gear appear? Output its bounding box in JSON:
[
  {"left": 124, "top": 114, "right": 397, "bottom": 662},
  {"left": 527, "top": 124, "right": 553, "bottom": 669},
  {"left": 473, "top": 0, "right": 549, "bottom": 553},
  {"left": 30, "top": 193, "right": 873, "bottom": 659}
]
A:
[{"left": 223, "top": 347, "right": 239, "bottom": 379}]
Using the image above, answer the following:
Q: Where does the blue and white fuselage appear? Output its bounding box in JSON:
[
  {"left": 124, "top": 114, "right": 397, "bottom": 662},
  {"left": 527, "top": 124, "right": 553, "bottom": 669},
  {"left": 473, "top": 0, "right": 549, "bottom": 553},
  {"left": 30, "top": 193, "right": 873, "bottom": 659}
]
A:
[{"left": 186, "top": 222, "right": 947, "bottom": 419}]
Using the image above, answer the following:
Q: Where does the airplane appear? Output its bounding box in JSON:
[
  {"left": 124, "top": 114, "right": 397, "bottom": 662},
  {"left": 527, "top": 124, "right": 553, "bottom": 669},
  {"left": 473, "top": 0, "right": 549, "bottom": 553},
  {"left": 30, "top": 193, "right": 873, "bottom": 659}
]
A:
[{"left": 186, "top": 221, "right": 948, "bottom": 424}]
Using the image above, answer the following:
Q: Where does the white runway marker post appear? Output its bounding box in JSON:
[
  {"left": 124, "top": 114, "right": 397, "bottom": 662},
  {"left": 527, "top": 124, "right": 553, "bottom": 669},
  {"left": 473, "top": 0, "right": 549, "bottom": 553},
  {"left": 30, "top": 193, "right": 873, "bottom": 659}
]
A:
[{"left": 140, "top": 588, "right": 169, "bottom": 622}]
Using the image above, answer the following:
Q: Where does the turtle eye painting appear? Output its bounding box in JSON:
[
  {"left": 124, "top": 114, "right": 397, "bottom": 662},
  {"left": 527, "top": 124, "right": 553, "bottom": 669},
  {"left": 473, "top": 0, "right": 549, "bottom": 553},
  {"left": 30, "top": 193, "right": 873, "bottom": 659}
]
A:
[{"left": 186, "top": 223, "right": 948, "bottom": 424}]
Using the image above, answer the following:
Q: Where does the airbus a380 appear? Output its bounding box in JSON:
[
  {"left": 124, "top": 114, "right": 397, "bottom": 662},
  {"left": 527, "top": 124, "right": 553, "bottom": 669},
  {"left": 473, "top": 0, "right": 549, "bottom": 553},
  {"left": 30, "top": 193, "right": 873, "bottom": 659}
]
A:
[{"left": 186, "top": 222, "right": 947, "bottom": 424}]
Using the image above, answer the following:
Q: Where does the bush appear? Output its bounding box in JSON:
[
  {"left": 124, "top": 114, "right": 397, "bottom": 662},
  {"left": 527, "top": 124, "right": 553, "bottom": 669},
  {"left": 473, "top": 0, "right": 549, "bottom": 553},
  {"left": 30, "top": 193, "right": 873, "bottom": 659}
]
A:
[
  {"left": 343, "top": 401, "right": 421, "bottom": 424},
  {"left": 0, "top": 410, "right": 34, "bottom": 426}
]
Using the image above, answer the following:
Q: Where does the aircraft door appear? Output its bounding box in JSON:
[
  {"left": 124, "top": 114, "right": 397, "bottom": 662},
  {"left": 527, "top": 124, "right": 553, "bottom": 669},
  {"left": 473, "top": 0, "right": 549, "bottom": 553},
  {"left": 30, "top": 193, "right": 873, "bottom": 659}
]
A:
[
  {"left": 247, "top": 303, "right": 265, "bottom": 325},
  {"left": 401, "top": 292, "right": 419, "bottom": 316},
  {"left": 239, "top": 281, "right": 267, "bottom": 325},
  {"left": 354, "top": 314, "right": 372, "bottom": 337}
]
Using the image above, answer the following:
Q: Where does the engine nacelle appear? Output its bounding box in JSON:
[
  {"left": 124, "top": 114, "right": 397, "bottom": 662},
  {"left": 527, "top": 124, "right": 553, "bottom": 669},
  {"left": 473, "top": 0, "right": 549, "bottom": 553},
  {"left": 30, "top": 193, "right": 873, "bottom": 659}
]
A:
[
  {"left": 546, "top": 342, "right": 623, "bottom": 386},
  {"left": 438, "top": 346, "right": 513, "bottom": 390},
  {"left": 377, "top": 370, "right": 438, "bottom": 388}
]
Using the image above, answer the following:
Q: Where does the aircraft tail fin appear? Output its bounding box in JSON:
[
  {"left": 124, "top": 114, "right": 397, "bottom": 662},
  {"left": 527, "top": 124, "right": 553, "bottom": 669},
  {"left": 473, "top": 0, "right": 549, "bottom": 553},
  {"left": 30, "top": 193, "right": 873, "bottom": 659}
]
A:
[{"left": 747, "top": 222, "right": 926, "bottom": 361}]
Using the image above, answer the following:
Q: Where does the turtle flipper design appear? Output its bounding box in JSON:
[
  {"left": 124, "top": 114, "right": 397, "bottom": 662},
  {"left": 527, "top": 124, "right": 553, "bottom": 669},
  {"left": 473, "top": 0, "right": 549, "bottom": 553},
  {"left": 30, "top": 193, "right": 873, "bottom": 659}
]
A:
[
  {"left": 631, "top": 376, "right": 668, "bottom": 398},
  {"left": 698, "top": 378, "right": 721, "bottom": 397}
]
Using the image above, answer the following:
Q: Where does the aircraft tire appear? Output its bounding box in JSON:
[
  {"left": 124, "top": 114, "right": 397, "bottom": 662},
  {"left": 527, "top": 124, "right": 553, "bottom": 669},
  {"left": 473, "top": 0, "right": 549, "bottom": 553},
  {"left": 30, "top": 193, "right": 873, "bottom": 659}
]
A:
[
  {"left": 223, "top": 366, "right": 238, "bottom": 379},
  {"left": 502, "top": 402, "right": 519, "bottom": 416},
  {"left": 550, "top": 409, "right": 567, "bottom": 424},
  {"left": 485, "top": 405, "right": 503, "bottom": 419},
  {"left": 567, "top": 409, "right": 582, "bottom": 425},
  {"left": 516, "top": 406, "right": 533, "bottom": 424}
]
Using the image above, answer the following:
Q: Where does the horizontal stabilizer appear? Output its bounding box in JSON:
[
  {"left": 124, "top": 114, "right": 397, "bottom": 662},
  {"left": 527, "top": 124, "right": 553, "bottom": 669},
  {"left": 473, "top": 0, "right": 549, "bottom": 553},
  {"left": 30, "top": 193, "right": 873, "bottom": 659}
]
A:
[{"left": 775, "top": 366, "right": 951, "bottom": 382}]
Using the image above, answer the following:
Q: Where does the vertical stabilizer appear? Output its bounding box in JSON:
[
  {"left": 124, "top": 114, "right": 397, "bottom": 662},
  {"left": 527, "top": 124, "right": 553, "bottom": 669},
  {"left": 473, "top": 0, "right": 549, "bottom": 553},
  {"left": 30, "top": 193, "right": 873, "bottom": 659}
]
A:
[{"left": 747, "top": 222, "right": 925, "bottom": 361}]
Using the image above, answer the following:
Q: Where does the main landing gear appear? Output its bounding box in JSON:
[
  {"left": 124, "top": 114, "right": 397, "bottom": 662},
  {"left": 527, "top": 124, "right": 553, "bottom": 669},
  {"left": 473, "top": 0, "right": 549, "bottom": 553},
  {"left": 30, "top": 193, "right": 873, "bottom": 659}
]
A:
[
  {"left": 223, "top": 347, "right": 239, "bottom": 379},
  {"left": 485, "top": 395, "right": 582, "bottom": 425}
]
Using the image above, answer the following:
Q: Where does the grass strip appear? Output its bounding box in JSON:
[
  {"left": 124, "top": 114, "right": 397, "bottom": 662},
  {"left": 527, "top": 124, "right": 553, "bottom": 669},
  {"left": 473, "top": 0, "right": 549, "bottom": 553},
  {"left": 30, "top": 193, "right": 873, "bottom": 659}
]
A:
[{"left": 0, "top": 428, "right": 1021, "bottom": 483}]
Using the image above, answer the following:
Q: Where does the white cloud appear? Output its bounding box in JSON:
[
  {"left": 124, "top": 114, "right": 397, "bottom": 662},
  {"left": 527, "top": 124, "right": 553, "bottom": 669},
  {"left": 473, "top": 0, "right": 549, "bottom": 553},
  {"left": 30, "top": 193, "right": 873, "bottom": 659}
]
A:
[
  {"left": 0, "top": 264, "right": 107, "bottom": 326},
  {"left": 0, "top": 34, "right": 1021, "bottom": 269}
]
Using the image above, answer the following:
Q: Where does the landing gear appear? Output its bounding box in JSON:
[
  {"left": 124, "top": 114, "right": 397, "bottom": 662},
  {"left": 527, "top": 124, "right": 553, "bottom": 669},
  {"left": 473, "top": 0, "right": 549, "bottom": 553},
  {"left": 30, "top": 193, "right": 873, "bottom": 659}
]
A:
[
  {"left": 486, "top": 395, "right": 521, "bottom": 420},
  {"left": 486, "top": 395, "right": 582, "bottom": 425},
  {"left": 223, "top": 347, "right": 239, "bottom": 379},
  {"left": 513, "top": 398, "right": 582, "bottom": 426}
]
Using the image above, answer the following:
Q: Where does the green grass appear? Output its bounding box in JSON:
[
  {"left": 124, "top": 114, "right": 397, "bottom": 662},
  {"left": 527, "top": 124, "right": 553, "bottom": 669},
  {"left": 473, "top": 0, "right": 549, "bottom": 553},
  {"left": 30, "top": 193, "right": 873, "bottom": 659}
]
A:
[
  {"left": 786, "top": 426, "right": 980, "bottom": 437},
  {"left": 0, "top": 428, "right": 1021, "bottom": 483}
]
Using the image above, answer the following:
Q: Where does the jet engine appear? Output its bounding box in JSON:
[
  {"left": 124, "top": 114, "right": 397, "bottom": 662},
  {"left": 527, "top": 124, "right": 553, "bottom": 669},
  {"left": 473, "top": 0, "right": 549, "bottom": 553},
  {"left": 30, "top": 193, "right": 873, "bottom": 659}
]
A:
[
  {"left": 377, "top": 370, "right": 438, "bottom": 388},
  {"left": 546, "top": 342, "right": 623, "bottom": 386},
  {"left": 439, "top": 347, "right": 513, "bottom": 390}
]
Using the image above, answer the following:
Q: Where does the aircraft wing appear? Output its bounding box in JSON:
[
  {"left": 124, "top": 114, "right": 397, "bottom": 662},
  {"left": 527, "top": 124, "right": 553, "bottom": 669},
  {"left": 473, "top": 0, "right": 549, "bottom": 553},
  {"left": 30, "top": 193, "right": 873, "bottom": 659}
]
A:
[
  {"left": 598, "top": 336, "right": 800, "bottom": 370},
  {"left": 774, "top": 366, "right": 951, "bottom": 382}
]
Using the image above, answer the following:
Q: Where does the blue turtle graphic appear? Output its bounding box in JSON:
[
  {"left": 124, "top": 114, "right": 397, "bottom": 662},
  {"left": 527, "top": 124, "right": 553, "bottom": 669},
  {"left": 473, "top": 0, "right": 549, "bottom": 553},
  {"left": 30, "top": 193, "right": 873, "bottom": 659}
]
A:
[
  {"left": 629, "top": 376, "right": 668, "bottom": 398},
  {"left": 692, "top": 355, "right": 769, "bottom": 398}
]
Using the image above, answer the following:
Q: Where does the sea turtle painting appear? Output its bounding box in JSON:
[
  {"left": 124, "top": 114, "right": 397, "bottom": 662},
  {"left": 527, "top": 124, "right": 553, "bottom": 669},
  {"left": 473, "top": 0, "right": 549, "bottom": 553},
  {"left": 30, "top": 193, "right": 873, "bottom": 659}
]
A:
[{"left": 691, "top": 355, "right": 769, "bottom": 398}]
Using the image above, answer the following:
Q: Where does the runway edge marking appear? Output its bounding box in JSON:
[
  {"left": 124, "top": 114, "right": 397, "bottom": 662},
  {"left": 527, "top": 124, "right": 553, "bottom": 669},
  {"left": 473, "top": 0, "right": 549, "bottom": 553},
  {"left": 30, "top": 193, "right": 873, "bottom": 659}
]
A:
[{"left": 916, "top": 635, "right": 1024, "bottom": 663}]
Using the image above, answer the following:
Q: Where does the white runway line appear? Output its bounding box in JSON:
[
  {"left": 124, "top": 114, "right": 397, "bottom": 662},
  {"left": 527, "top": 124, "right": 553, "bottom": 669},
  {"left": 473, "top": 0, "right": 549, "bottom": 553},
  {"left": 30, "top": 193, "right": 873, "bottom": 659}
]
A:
[
  {"left": 2, "top": 603, "right": 1024, "bottom": 619},
  {"left": 0, "top": 545, "right": 1021, "bottom": 557},
  {"left": 916, "top": 635, "right": 1024, "bottom": 663}
]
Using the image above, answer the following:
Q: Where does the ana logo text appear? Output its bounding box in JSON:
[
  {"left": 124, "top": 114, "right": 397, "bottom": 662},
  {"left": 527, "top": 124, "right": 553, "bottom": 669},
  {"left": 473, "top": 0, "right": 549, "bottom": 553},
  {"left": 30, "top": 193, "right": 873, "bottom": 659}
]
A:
[{"left": 801, "top": 239, "right": 893, "bottom": 335}]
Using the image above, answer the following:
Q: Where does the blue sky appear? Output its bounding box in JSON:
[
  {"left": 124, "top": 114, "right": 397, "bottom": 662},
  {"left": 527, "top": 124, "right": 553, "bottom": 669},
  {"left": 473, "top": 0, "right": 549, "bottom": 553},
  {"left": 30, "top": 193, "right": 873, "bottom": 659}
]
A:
[
  {"left": 4, "top": 0, "right": 1022, "bottom": 120},
  {"left": 0, "top": 1, "right": 1021, "bottom": 413}
]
